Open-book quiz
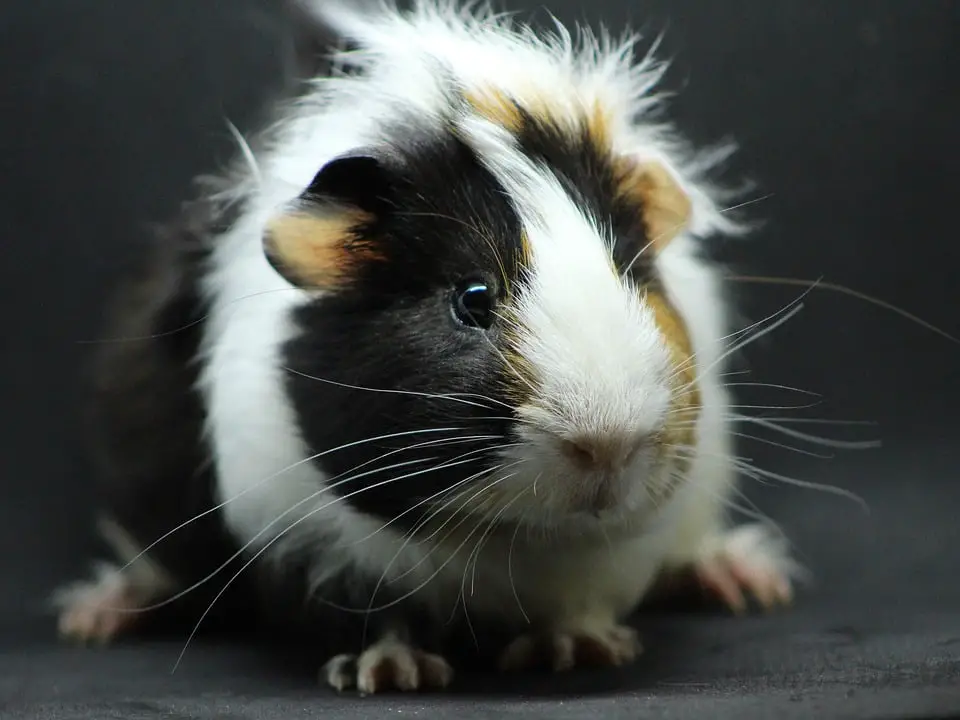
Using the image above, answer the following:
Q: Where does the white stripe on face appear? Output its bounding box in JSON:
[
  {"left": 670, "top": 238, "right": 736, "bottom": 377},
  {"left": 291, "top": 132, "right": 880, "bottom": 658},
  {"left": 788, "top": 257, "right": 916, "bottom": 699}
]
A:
[{"left": 457, "top": 113, "right": 673, "bottom": 444}]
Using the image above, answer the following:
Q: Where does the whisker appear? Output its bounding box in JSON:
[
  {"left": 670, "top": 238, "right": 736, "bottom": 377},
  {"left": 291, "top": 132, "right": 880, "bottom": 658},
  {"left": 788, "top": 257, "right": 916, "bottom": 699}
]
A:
[
  {"left": 224, "top": 117, "right": 262, "bottom": 187},
  {"left": 668, "top": 400, "right": 823, "bottom": 415},
  {"left": 665, "top": 444, "right": 754, "bottom": 467},
  {"left": 284, "top": 366, "right": 512, "bottom": 411},
  {"left": 731, "top": 458, "right": 870, "bottom": 513},
  {"left": 397, "top": 209, "right": 512, "bottom": 290},
  {"left": 684, "top": 301, "right": 806, "bottom": 386},
  {"left": 742, "top": 416, "right": 882, "bottom": 450},
  {"left": 113, "top": 426, "right": 471, "bottom": 584},
  {"left": 667, "top": 286, "right": 811, "bottom": 388},
  {"left": 485, "top": 310, "right": 543, "bottom": 399},
  {"left": 718, "top": 369, "right": 753, "bottom": 378},
  {"left": 468, "top": 487, "right": 528, "bottom": 597},
  {"left": 723, "top": 283, "right": 815, "bottom": 341},
  {"left": 531, "top": 470, "right": 543, "bottom": 497},
  {"left": 730, "top": 431, "right": 833, "bottom": 459},
  {"left": 724, "top": 274, "right": 959, "bottom": 345},
  {"left": 667, "top": 440, "right": 868, "bottom": 512},
  {"left": 621, "top": 236, "right": 657, "bottom": 277},
  {"left": 135, "top": 455, "right": 435, "bottom": 619},
  {"left": 669, "top": 415, "right": 877, "bottom": 430},
  {"left": 448, "top": 498, "right": 510, "bottom": 641},
  {"left": 171, "top": 450, "right": 508, "bottom": 672},
  {"left": 347, "top": 470, "right": 526, "bottom": 650},
  {"left": 718, "top": 193, "right": 775, "bottom": 215},
  {"left": 667, "top": 467, "right": 782, "bottom": 536},
  {"left": 455, "top": 488, "right": 530, "bottom": 643},
  {"left": 75, "top": 287, "right": 303, "bottom": 345},
  {"left": 736, "top": 417, "right": 878, "bottom": 426},
  {"left": 620, "top": 184, "right": 726, "bottom": 278},
  {"left": 351, "top": 445, "right": 525, "bottom": 545},
  {"left": 369, "top": 461, "right": 527, "bottom": 590},
  {"left": 722, "top": 382, "right": 821, "bottom": 397},
  {"left": 358, "top": 464, "right": 506, "bottom": 648},
  {"left": 507, "top": 506, "right": 531, "bottom": 624},
  {"left": 348, "top": 472, "right": 521, "bottom": 615}
]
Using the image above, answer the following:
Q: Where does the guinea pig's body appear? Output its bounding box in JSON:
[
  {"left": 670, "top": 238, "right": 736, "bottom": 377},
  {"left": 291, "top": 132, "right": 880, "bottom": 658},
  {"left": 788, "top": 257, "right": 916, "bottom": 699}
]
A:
[{"left": 56, "top": 0, "right": 798, "bottom": 692}]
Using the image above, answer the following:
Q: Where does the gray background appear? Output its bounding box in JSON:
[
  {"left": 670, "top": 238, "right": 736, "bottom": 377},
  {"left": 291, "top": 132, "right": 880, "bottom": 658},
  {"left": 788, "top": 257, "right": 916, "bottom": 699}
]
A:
[{"left": 1, "top": 1, "right": 958, "bottom": 717}]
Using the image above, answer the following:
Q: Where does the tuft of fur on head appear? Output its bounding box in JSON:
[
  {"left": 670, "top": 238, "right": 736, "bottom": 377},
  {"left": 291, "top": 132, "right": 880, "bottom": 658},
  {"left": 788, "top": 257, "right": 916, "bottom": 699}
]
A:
[{"left": 277, "top": 0, "right": 746, "bottom": 232}]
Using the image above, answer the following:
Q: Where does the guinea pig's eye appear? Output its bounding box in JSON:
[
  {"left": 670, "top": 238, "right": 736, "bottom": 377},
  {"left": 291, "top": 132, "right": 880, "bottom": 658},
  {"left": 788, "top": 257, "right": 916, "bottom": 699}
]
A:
[{"left": 452, "top": 281, "right": 494, "bottom": 329}]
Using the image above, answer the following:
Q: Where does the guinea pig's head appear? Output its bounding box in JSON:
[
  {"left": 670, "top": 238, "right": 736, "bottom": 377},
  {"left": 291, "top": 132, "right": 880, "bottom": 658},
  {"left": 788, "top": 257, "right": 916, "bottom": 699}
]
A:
[{"left": 264, "top": 95, "right": 702, "bottom": 536}]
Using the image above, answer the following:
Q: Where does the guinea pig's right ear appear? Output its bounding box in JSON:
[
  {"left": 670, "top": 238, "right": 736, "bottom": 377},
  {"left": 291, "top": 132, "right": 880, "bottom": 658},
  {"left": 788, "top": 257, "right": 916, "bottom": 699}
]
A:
[
  {"left": 263, "top": 152, "right": 393, "bottom": 289},
  {"left": 618, "top": 159, "right": 693, "bottom": 253}
]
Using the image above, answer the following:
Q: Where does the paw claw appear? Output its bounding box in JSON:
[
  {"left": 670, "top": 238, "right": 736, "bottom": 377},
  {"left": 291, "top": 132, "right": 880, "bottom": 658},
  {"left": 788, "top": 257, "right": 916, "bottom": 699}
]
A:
[
  {"left": 321, "top": 654, "right": 357, "bottom": 692},
  {"left": 551, "top": 635, "right": 575, "bottom": 672},
  {"left": 691, "top": 524, "right": 800, "bottom": 615},
  {"left": 499, "top": 623, "right": 641, "bottom": 673},
  {"left": 322, "top": 638, "right": 453, "bottom": 694}
]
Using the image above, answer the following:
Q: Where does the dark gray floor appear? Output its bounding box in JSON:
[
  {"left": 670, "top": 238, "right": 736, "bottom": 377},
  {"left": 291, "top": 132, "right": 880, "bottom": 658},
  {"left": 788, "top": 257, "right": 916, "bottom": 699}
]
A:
[{"left": 5, "top": 446, "right": 959, "bottom": 718}]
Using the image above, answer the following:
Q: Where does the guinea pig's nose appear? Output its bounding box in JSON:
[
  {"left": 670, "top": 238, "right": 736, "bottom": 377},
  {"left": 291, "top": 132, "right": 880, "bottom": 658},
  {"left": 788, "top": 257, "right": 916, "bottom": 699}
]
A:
[{"left": 559, "top": 433, "right": 648, "bottom": 472}]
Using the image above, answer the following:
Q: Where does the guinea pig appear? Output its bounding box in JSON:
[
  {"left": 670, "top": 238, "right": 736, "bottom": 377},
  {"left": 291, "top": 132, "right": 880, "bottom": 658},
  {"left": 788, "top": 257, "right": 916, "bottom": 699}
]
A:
[{"left": 54, "top": 0, "right": 799, "bottom": 694}]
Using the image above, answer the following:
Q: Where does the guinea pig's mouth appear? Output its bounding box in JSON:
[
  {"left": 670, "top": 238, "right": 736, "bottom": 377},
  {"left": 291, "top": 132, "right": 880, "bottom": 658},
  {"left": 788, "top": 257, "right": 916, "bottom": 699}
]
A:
[
  {"left": 450, "top": 433, "right": 679, "bottom": 535},
  {"left": 524, "top": 458, "right": 672, "bottom": 532},
  {"left": 575, "top": 478, "right": 652, "bottom": 524}
]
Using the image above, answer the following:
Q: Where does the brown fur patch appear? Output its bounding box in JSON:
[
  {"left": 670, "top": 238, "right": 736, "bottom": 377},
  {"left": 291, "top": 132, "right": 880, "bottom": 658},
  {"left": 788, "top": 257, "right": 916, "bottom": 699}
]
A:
[
  {"left": 465, "top": 86, "right": 615, "bottom": 153},
  {"left": 464, "top": 85, "right": 690, "bottom": 253},
  {"left": 614, "top": 160, "right": 692, "bottom": 251},
  {"left": 264, "top": 209, "right": 377, "bottom": 289},
  {"left": 496, "top": 231, "right": 538, "bottom": 406},
  {"left": 499, "top": 333, "right": 538, "bottom": 406},
  {"left": 464, "top": 87, "right": 525, "bottom": 132},
  {"left": 584, "top": 99, "right": 614, "bottom": 155},
  {"left": 517, "top": 230, "right": 533, "bottom": 272},
  {"left": 645, "top": 288, "right": 701, "bottom": 466}
]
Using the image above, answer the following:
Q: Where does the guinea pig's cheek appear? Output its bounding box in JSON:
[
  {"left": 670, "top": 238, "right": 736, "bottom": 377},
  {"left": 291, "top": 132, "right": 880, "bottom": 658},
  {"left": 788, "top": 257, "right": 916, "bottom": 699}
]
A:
[
  {"left": 662, "top": 374, "right": 701, "bottom": 465},
  {"left": 643, "top": 290, "right": 702, "bottom": 469}
]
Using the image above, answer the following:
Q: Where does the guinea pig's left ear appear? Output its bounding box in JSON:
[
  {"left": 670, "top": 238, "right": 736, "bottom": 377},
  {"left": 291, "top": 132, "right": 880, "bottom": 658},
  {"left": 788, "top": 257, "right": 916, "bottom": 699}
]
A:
[
  {"left": 621, "top": 159, "right": 693, "bottom": 252},
  {"left": 264, "top": 151, "right": 393, "bottom": 289}
]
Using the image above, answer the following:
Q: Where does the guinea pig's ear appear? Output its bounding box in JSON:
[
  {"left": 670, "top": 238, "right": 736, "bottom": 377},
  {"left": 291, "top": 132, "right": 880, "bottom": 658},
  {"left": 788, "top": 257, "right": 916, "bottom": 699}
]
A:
[
  {"left": 264, "top": 152, "right": 393, "bottom": 289},
  {"left": 302, "top": 151, "right": 395, "bottom": 215},
  {"left": 620, "top": 159, "right": 693, "bottom": 252}
]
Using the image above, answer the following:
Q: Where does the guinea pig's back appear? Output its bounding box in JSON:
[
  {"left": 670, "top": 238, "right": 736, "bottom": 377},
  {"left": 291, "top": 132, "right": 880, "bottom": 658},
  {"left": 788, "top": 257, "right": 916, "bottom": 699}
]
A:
[{"left": 86, "top": 194, "right": 255, "bottom": 630}]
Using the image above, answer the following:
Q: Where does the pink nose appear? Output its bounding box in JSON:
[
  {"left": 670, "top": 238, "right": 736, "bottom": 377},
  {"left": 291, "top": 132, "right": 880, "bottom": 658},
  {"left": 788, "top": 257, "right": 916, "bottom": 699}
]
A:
[{"left": 559, "top": 433, "right": 648, "bottom": 472}]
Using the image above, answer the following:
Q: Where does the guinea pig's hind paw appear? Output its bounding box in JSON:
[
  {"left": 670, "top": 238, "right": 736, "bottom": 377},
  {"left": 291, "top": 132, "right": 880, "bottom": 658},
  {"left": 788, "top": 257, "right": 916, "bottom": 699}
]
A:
[
  {"left": 693, "top": 523, "right": 802, "bottom": 614},
  {"left": 321, "top": 637, "right": 454, "bottom": 694},
  {"left": 52, "top": 565, "right": 144, "bottom": 645},
  {"left": 499, "top": 624, "right": 641, "bottom": 673}
]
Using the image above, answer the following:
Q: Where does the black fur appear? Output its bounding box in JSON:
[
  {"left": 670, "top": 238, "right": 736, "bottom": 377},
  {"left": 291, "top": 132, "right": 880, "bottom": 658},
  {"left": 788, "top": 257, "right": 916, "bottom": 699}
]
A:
[
  {"left": 510, "top": 106, "right": 659, "bottom": 282},
  {"left": 283, "top": 118, "right": 526, "bottom": 526},
  {"left": 87, "top": 191, "right": 258, "bottom": 635},
  {"left": 281, "top": 105, "right": 662, "bottom": 528},
  {"left": 248, "top": 532, "right": 515, "bottom": 668}
]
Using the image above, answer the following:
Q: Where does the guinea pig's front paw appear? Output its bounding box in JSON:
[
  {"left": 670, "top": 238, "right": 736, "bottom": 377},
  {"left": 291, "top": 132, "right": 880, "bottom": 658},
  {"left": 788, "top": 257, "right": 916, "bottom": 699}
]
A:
[
  {"left": 498, "top": 623, "right": 642, "bottom": 673},
  {"left": 321, "top": 636, "right": 454, "bottom": 695},
  {"left": 689, "top": 523, "right": 800, "bottom": 614}
]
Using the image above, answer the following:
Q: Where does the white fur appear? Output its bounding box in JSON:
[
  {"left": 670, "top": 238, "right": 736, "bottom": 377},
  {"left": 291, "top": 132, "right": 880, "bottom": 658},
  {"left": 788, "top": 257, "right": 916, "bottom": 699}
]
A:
[
  {"left": 199, "top": 0, "right": 747, "bottom": 633},
  {"left": 453, "top": 113, "right": 676, "bottom": 520}
]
